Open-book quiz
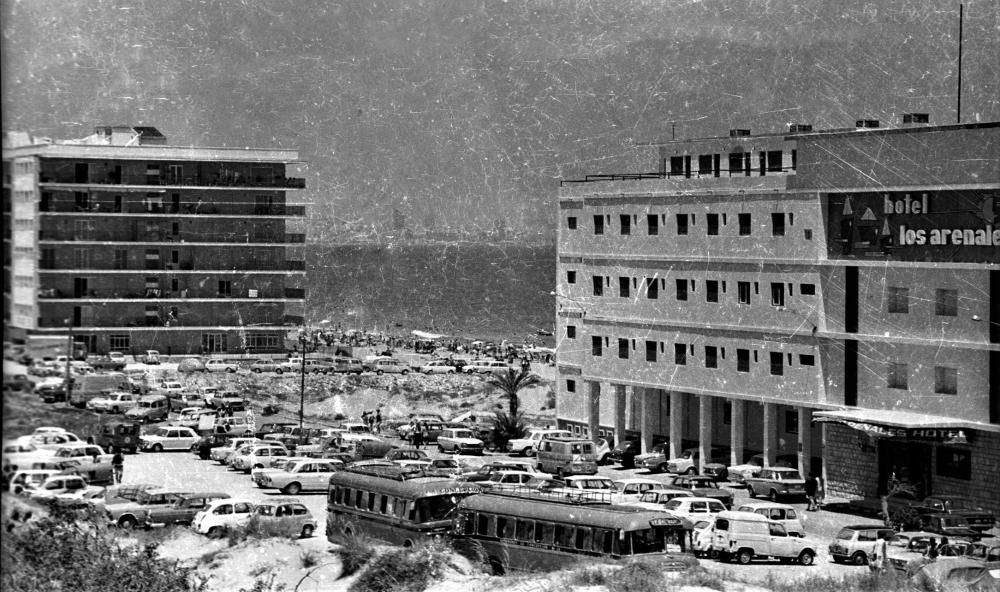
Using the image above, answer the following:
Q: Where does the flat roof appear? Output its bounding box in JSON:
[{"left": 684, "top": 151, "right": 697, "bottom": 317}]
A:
[{"left": 3, "top": 142, "right": 302, "bottom": 163}]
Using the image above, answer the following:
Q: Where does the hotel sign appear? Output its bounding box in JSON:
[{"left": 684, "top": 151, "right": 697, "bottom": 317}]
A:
[
  {"left": 827, "top": 190, "right": 999, "bottom": 262},
  {"left": 840, "top": 420, "right": 969, "bottom": 444}
]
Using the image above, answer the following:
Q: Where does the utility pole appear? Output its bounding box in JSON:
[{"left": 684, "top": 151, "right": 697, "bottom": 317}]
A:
[{"left": 64, "top": 320, "right": 74, "bottom": 405}]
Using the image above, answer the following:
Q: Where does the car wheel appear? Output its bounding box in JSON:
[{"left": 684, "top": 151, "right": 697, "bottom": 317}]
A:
[
  {"left": 301, "top": 525, "right": 314, "bottom": 538},
  {"left": 851, "top": 552, "right": 868, "bottom": 566},
  {"left": 253, "top": 368, "right": 261, "bottom": 373},
  {"left": 111, "top": 407, "right": 119, "bottom": 414},
  {"left": 275, "top": 368, "right": 283, "bottom": 375},
  {"left": 769, "top": 489, "right": 779, "bottom": 503},
  {"left": 282, "top": 482, "right": 302, "bottom": 495},
  {"left": 438, "top": 445, "right": 445, "bottom": 453},
  {"left": 798, "top": 550, "right": 815, "bottom": 566},
  {"left": 118, "top": 515, "right": 137, "bottom": 530},
  {"left": 656, "top": 463, "right": 669, "bottom": 474},
  {"left": 376, "top": 370, "right": 384, "bottom": 376},
  {"left": 737, "top": 549, "right": 753, "bottom": 565},
  {"left": 401, "top": 369, "right": 409, "bottom": 375},
  {"left": 227, "top": 368, "right": 236, "bottom": 373},
  {"left": 152, "top": 443, "right": 163, "bottom": 452},
  {"left": 747, "top": 486, "right": 756, "bottom": 498},
  {"left": 488, "top": 556, "right": 505, "bottom": 576},
  {"left": 208, "top": 526, "right": 224, "bottom": 539},
  {"left": 599, "top": 454, "right": 609, "bottom": 465},
  {"left": 686, "top": 467, "right": 697, "bottom": 475},
  {"left": 523, "top": 447, "right": 534, "bottom": 457}
]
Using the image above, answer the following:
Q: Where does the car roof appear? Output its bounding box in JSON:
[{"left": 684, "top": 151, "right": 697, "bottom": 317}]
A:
[
  {"left": 613, "top": 478, "right": 660, "bottom": 484},
  {"left": 735, "top": 500, "right": 794, "bottom": 509},
  {"left": 842, "top": 524, "right": 894, "bottom": 530},
  {"left": 207, "top": 498, "right": 255, "bottom": 506}
]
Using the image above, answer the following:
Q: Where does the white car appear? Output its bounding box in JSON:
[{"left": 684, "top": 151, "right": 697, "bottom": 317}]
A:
[
  {"left": 691, "top": 519, "right": 715, "bottom": 557},
  {"left": 29, "top": 474, "right": 89, "bottom": 503},
  {"left": 659, "top": 496, "right": 728, "bottom": 521},
  {"left": 506, "top": 428, "right": 571, "bottom": 456},
  {"left": 86, "top": 391, "right": 138, "bottom": 413},
  {"left": 30, "top": 430, "right": 83, "bottom": 450},
  {"left": 205, "top": 359, "right": 239, "bottom": 373},
  {"left": 462, "top": 360, "right": 509, "bottom": 374},
  {"left": 611, "top": 478, "right": 663, "bottom": 504},
  {"left": 419, "top": 360, "right": 456, "bottom": 374},
  {"left": 192, "top": 498, "right": 256, "bottom": 537},
  {"left": 369, "top": 359, "right": 410, "bottom": 375},
  {"left": 622, "top": 489, "right": 696, "bottom": 512},
  {"left": 547, "top": 476, "right": 616, "bottom": 502},
  {"left": 436, "top": 428, "right": 485, "bottom": 455},
  {"left": 155, "top": 381, "right": 184, "bottom": 396},
  {"left": 252, "top": 459, "right": 341, "bottom": 494},
  {"left": 140, "top": 426, "right": 201, "bottom": 452},
  {"left": 8, "top": 469, "right": 64, "bottom": 496},
  {"left": 230, "top": 444, "right": 290, "bottom": 474},
  {"left": 210, "top": 437, "right": 263, "bottom": 464},
  {"left": 481, "top": 471, "right": 537, "bottom": 491}
]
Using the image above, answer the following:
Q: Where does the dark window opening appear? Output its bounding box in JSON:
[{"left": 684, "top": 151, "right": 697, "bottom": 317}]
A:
[
  {"left": 799, "top": 354, "right": 815, "bottom": 366},
  {"left": 698, "top": 154, "right": 713, "bottom": 175},
  {"left": 705, "top": 346, "right": 718, "bottom": 369},
  {"left": 739, "top": 213, "right": 752, "bottom": 236},
  {"left": 647, "top": 214, "right": 658, "bottom": 235},
  {"left": 592, "top": 336, "right": 602, "bottom": 357},
  {"left": 593, "top": 215, "right": 604, "bottom": 235},
  {"left": 592, "top": 276, "right": 603, "bottom": 296},
  {"left": 770, "top": 352, "right": 783, "bottom": 376},
  {"left": 567, "top": 216, "right": 577, "bottom": 230},
  {"left": 676, "top": 214, "right": 688, "bottom": 235},
  {"left": 935, "top": 366, "right": 958, "bottom": 395},
  {"left": 646, "top": 277, "right": 659, "bottom": 299},
  {"left": 935, "top": 289, "right": 958, "bottom": 316},
  {"left": 670, "top": 156, "right": 685, "bottom": 177},
  {"left": 767, "top": 150, "right": 784, "bottom": 172},
  {"left": 620, "top": 214, "right": 631, "bottom": 235},
  {"left": 618, "top": 339, "right": 629, "bottom": 359},
  {"left": 737, "top": 349, "right": 750, "bottom": 372},
  {"left": 566, "top": 325, "right": 576, "bottom": 339},
  {"left": 707, "top": 213, "right": 719, "bottom": 236},
  {"left": 771, "top": 212, "right": 785, "bottom": 236},
  {"left": 674, "top": 343, "right": 687, "bottom": 365},
  {"left": 738, "top": 281, "right": 751, "bottom": 305},
  {"left": 567, "top": 270, "right": 576, "bottom": 284},
  {"left": 771, "top": 283, "right": 785, "bottom": 307},
  {"left": 645, "top": 341, "right": 657, "bottom": 362},
  {"left": 676, "top": 279, "right": 688, "bottom": 301},
  {"left": 706, "top": 280, "right": 719, "bottom": 303},
  {"left": 887, "top": 362, "right": 908, "bottom": 390},
  {"left": 800, "top": 283, "right": 816, "bottom": 296},
  {"left": 619, "top": 277, "right": 630, "bottom": 298}
]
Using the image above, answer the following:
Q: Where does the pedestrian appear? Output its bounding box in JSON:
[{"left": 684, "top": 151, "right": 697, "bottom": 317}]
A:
[
  {"left": 805, "top": 472, "right": 819, "bottom": 511},
  {"left": 870, "top": 532, "right": 888, "bottom": 574},
  {"left": 419, "top": 423, "right": 429, "bottom": 449},
  {"left": 375, "top": 408, "right": 382, "bottom": 434},
  {"left": 111, "top": 447, "right": 124, "bottom": 485}
]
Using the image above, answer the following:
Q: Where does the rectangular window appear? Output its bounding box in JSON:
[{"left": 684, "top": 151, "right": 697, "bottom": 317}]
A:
[
  {"left": 738, "top": 281, "right": 751, "bottom": 305},
  {"left": 567, "top": 270, "right": 576, "bottom": 284},
  {"left": 770, "top": 352, "right": 784, "bottom": 376},
  {"left": 767, "top": 150, "right": 783, "bottom": 172},
  {"left": 785, "top": 410, "right": 799, "bottom": 434},
  {"left": 567, "top": 216, "right": 577, "bottom": 230},
  {"left": 566, "top": 379, "right": 576, "bottom": 393},
  {"left": 737, "top": 349, "right": 750, "bottom": 372},
  {"left": 670, "top": 156, "right": 685, "bottom": 176},
  {"left": 698, "top": 154, "right": 713, "bottom": 175},
  {"left": 799, "top": 354, "right": 815, "bottom": 366},
  {"left": 676, "top": 214, "right": 688, "bottom": 235},
  {"left": 887, "top": 362, "right": 908, "bottom": 390},
  {"left": 647, "top": 214, "right": 658, "bottom": 235},
  {"left": 887, "top": 287, "right": 909, "bottom": 313},
  {"left": 935, "top": 366, "right": 958, "bottom": 395},
  {"left": 935, "top": 289, "right": 957, "bottom": 316},
  {"left": 728, "top": 152, "right": 744, "bottom": 174},
  {"left": 676, "top": 279, "right": 688, "bottom": 301},
  {"left": 800, "top": 283, "right": 816, "bottom": 296},
  {"left": 592, "top": 276, "right": 603, "bottom": 297},
  {"left": 738, "top": 213, "right": 752, "bottom": 236},
  {"left": 645, "top": 341, "right": 657, "bottom": 362},
  {"left": 618, "top": 339, "right": 629, "bottom": 359},
  {"left": 593, "top": 215, "right": 604, "bottom": 235},
  {"left": 619, "top": 277, "right": 630, "bottom": 298},
  {"left": 109, "top": 335, "right": 130, "bottom": 351},
  {"left": 771, "top": 282, "right": 785, "bottom": 307},
  {"left": 936, "top": 447, "right": 971, "bottom": 480},
  {"left": 707, "top": 213, "right": 719, "bottom": 236},
  {"left": 705, "top": 346, "right": 718, "bottom": 368},
  {"left": 218, "top": 281, "right": 232, "bottom": 297},
  {"left": 620, "top": 214, "right": 631, "bottom": 235},
  {"left": 592, "top": 336, "right": 602, "bottom": 357},
  {"left": 646, "top": 277, "right": 658, "bottom": 299},
  {"left": 674, "top": 343, "right": 687, "bottom": 365},
  {"left": 566, "top": 325, "right": 576, "bottom": 339},
  {"left": 706, "top": 280, "right": 719, "bottom": 303},
  {"left": 771, "top": 212, "right": 785, "bottom": 236}
]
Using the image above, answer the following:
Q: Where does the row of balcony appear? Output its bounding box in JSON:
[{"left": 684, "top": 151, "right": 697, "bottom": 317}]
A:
[
  {"left": 40, "top": 203, "right": 306, "bottom": 217},
  {"left": 38, "top": 232, "right": 307, "bottom": 244},
  {"left": 559, "top": 165, "right": 797, "bottom": 186},
  {"left": 39, "top": 260, "right": 306, "bottom": 272},
  {"left": 37, "top": 287, "right": 306, "bottom": 299},
  {"left": 38, "top": 315, "right": 302, "bottom": 329},
  {"left": 40, "top": 173, "right": 306, "bottom": 189}
]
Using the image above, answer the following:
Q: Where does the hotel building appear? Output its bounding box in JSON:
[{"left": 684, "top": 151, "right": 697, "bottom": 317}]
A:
[
  {"left": 554, "top": 117, "right": 999, "bottom": 512},
  {"left": 3, "top": 125, "right": 307, "bottom": 356}
]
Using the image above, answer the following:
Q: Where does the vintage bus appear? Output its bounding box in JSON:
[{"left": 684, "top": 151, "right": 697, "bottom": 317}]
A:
[
  {"left": 451, "top": 490, "right": 698, "bottom": 574},
  {"left": 326, "top": 464, "right": 482, "bottom": 547}
]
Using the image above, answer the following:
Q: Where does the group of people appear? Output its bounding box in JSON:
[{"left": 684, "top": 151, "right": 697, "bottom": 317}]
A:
[
  {"left": 361, "top": 408, "right": 383, "bottom": 434},
  {"left": 407, "top": 419, "right": 431, "bottom": 449}
]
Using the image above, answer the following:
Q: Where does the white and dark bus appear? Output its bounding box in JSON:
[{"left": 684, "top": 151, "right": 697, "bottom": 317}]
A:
[
  {"left": 326, "top": 464, "right": 482, "bottom": 547},
  {"left": 451, "top": 490, "right": 698, "bottom": 574}
]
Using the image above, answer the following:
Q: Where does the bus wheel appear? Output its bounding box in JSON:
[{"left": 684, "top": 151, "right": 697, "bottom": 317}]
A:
[{"left": 488, "top": 556, "right": 505, "bottom": 576}]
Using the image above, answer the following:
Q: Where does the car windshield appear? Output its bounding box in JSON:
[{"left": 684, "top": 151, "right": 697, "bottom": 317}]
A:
[
  {"left": 152, "top": 428, "right": 171, "bottom": 437},
  {"left": 777, "top": 471, "right": 802, "bottom": 480},
  {"left": 680, "top": 450, "right": 694, "bottom": 459},
  {"left": 452, "top": 431, "right": 473, "bottom": 438},
  {"left": 695, "top": 480, "right": 719, "bottom": 489},
  {"left": 285, "top": 461, "right": 300, "bottom": 471},
  {"left": 943, "top": 498, "right": 980, "bottom": 511}
]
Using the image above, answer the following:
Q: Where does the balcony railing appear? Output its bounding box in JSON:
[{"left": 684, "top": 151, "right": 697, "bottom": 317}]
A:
[
  {"left": 38, "top": 289, "right": 301, "bottom": 300},
  {"left": 39, "top": 231, "right": 301, "bottom": 244},
  {"left": 40, "top": 173, "right": 306, "bottom": 190},
  {"left": 560, "top": 165, "right": 797, "bottom": 186},
  {"left": 39, "top": 202, "right": 306, "bottom": 217},
  {"left": 38, "top": 260, "right": 302, "bottom": 273}
]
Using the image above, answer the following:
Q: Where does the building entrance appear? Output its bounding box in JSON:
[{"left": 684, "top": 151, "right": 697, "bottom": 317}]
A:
[{"left": 877, "top": 440, "right": 931, "bottom": 497}]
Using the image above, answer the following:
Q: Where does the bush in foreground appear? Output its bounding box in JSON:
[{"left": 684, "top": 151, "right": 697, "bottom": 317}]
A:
[
  {"left": 348, "top": 540, "right": 452, "bottom": 592},
  {"left": 1, "top": 511, "right": 203, "bottom": 592}
]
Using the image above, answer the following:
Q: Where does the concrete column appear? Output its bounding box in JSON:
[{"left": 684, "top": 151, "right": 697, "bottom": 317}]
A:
[
  {"left": 669, "top": 391, "right": 683, "bottom": 460},
  {"left": 614, "top": 385, "right": 627, "bottom": 447},
  {"left": 730, "top": 399, "right": 745, "bottom": 467},
  {"left": 798, "top": 407, "right": 812, "bottom": 477},
  {"left": 763, "top": 402, "right": 777, "bottom": 468},
  {"left": 820, "top": 422, "right": 829, "bottom": 498},
  {"left": 588, "top": 381, "right": 600, "bottom": 440},
  {"left": 639, "top": 388, "right": 655, "bottom": 453},
  {"left": 698, "top": 395, "right": 713, "bottom": 474}
]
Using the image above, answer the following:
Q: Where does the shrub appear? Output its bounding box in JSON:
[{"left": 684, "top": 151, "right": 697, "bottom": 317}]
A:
[
  {"left": 1, "top": 512, "right": 204, "bottom": 592},
  {"left": 329, "top": 529, "right": 375, "bottom": 578},
  {"left": 348, "top": 540, "right": 451, "bottom": 592},
  {"left": 300, "top": 548, "right": 321, "bottom": 569},
  {"left": 565, "top": 565, "right": 609, "bottom": 586},
  {"left": 606, "top": 559, "right": 664, "bottom": 592},
  {"left": 677, "top": 566, "right": 724, "bottom": 591},
  {"left": 243, "top": 515, "right": 301, "bottom": 540},
  {"left": 490, "top": 411, "right": 528, "bottom": 453}
]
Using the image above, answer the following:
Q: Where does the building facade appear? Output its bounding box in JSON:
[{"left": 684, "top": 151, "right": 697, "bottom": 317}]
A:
[
  {"left": 3, "top": 125, "right": 307, "bottom": 356},
  {"left": 554, "top": 118, "right": 1000, "bottom": 512}
]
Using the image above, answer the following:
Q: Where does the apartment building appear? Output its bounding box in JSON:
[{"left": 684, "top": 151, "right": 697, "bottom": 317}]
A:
[
  {"left": 3, "top": 125, "right": 307, "bottom": 356},
  {"left": 554, "top": 117, "right": 1000, "bottom": 512}
]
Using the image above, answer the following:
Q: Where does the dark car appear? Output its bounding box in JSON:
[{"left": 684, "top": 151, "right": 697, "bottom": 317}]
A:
[
  {"left": 848, "top": 490, "right": 922, "bottom": 518},
  {"left": 914, "top": 495, "right": 996, "bottom": 532},
  {"left": 384, "top": 449, "right": 431, "bottom": 462},
  {"left": 914, "top": 513, "right": 983, "bottom": 542},
  {"left": 667, "top": 475, "right": 734, "bottom": 508},
  {"left": 609, "top": 439, "right": 640, "bottom": 468},
  {"left": 191, "top": 434, "right": 233, "bottom": 460},
  {"left": 94, "top": 422, "right": 142, "bottom": 454},
  {"left": 141, "top": 492, "right": 231, "bottom": 527},
  {"left": 702, "top": 462, "right": 729, "bottom": 482},
  {"left": 255, "top": 421, "right": 297, "bottom": 439}
]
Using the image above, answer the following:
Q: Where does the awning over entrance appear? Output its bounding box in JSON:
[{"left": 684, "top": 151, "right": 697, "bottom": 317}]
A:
[{"left": 812, "top": 408, "right": 994, "bottom": 443}]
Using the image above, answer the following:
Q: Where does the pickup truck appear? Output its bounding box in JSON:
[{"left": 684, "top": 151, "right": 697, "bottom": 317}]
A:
[
  {"left": 745, "top": 467, "right": 807, "bottom": 502},
  {"left": 33, "top": 444, "right": 114, "bottom": 485}
]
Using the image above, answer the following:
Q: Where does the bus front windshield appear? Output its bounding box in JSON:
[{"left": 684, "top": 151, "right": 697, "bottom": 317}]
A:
[
  {"left": 627, "top": 526, "right": 686, "bottom": 555},
  {"left": 416, "top": 495, "right": 463, "bottom": 522}
]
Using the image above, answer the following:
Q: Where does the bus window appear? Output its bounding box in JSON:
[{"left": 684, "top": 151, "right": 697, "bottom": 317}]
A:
[
  {"left": 477, "top": 514, "right": 490, "bottom": 536},
  {"left": 592, "top": 528, "right": 613, "bottom": 554},
  {"left": 497, "top": 517, "right": 515, "bottom": 539},
  {"left": 379, "top": 495, "right": 388, "bottom": 514},
  {"left": 354, "top": 490, "right": 363, "bottom": 509},
  {"left": 575, "top": 527, "right": 592, "bottom": 550},
  {"left": 367, "top": 492, "right": 376, "bottom": 512},
  {"left": 332, "top": 487, "right": 341, "bottom": 504},
  {"left": 495, "top": 517, "right": 507, "bottom": 538},
  {"left": 462, "top": 512, "right": 476, "bottom": 535},
  {"left": 538, "top": 522, "right": 554, "bottom": 544},
  {"left": 516, "top": 519, "right": 534, "bottom": 542},
  {"left": 628, "top": 528, "right": 665, "bottom": 555},
  {"left": 416, "top": 495, "right": 460, "bottom": 523},
  {"left": 554, "top": 524, "right": 572, "bottom": 548},
  {"left": 394, "top": 499, "right": 408, "bottom": 518},
  {"left": 341, "top": 487, "right": 351, "bottom": 506}
]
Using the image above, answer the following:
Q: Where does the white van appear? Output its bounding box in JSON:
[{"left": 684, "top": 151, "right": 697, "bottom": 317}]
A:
[
  {"left": 535, "top": 437, "right": 599, "bottom": 477},
  {"left": 506, "top": 428, "right": 571, "bottom": 456},
  {"left": 733, "top": 501, "right": 805, "bottom": 536},
  {"left": 711, "top": 510, "right": 817, "bottom": 565}
]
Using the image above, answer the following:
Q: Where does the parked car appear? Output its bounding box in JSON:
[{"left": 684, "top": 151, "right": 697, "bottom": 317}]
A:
[
  {"left": 691, "top": 519, "right": 715, "bottom": 557},
  {"left": 480, "top": 471, "right": 537, "bottom": 492},
  {"left": 333, "top": 357, "right": 364, "bottom": 375},
  {"left": 733, "top": 501, "right": 806, "bottom": 536},
  {"left": 702, "top": 463, "right": 730, "bottom": 482},
  {"left": 384, "top": 449, "right": 431, "bottom": 463},
  {"left": 659, "top": 497, "right": 728, "bottom": 522},
  {"left": 105, "top": 488, "right": 192, "bottom": 529},
  {"left": 536, "top": 437, "right": 599, "bottom": 477},
  {"left": 847, "top": 490, "right": 922, "bottom": 518},
  {"left": 546, "top": 475, "right": 616, "bottom": 502},
  {"left": 124, "top": 394, "right": 170, "bottom": 423},
  {"left": 139, "top": 426, "right": 201, "bottom": 452},
  {"left": 610, "top": 478, "right": 662, "bottom": 504},
  {"left": 426, "top": 458, "right": 463, "bottom": 477},
  {"left": 727, "top": 453, "right": 797, "bottom": 485},
  {"left": 86, "top": 483, "right": 160, "bottom": 513},
  {"left": 192, "top": 498, "right": 256, "bottom": 537},
  {"left": 828, "top": 524, "right": 897, "bottom": 565},
  {"left": 634, "top": 443, "right": 671, "bottom": 473},
  {"left": 8, "top": 469, "right": 64, "bottom": 496},
  {"left": 94, "top": 422, "right": 142, "bottom": 454},
  {"left": 252, "top": 458, "right": 341, "bottom": 494},
  {"left": 191, "top": 433, "right": 233, "bottom": 460},
  {"left": 28, "top": 474, "right": 90, "bottom": 504},
  {"left": 230, "top": 444, "right": 290, "bottom": 474},
  {"left": 667, "top": 475, "right": 734, "bottom": 508},
  {"left": 621, "top": 489, "right": 695, "bottom": 512},
  {"left": 461, "top": 360, "right": 509, "bottom": 374},
  {"left": 249, "top": 359, "right": 281, "bottom": 373},
  {"left": 36, "top": 444, "right": 114, "bottom": 485},
  {"left": 712, "top": 511, "right": 817, "bottom": 565},
  {"left": 506, "top": 428, "right": 571, "bottom": 457},
  {"left": 910, "top": 557, "right": 999, "bottom": 591},
  {"left": 913, "top": 513, "right": 983, "bottom": 542},
  {"left": 205, "top": 359, "right": 240, "bottom": 373},
  {"left": 593, "top": 438, "right": 612, "bottom": 465},
  {"left": 436, "top": 427, "right": 485, "bottom": 455},
  {"left": 369, "top": 359, "right": 410, "bottom": 375},
  {"left": 251, "top": 498, "right": 318, "bottom": 538},
  {"left": 211, "top": 437, "right": 263, "bottom": 464},
  {"left": 141, "top": 492, "right": 231, "bottom": 527},
  {"left": 142, "top": 350, "right": 161, "bottom": 365},
  {"left": 458, "top": 460, "right": 546, "bottom": 482},
  {"left": 913, "top": 495, "right": 996, "bottom": 532},
  {"left": 91, "top": 352, "right": 128, "bottom": 371},
  {"left": 745, "top": 468, "right": 807, "bottom": 502},
  {"left": 885, "top": 531, "right": 949, "bottom": 573},
  {"left": 609, "top": 439, "right": 640, "bottom": 468},
  {"left": 154, "top": 381, "right": 185, "bottom": 397},
  {"left": 419, "top": 360, "right": 456, "bottom": 374},
  {"left": 86, "top": 391, "right": 139, "bottom": 413}
]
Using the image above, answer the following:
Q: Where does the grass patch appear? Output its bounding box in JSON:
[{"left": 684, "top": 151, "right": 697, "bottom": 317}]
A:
[
  {"left": 677, "top": 566, "right": 724, "bottom": 591},
  {"left": 564, "top": 564, "right": 609, "bottom": 586},
  {"left": 605, "top": 559, "right": 664, "bottom": 592},
  {"left": 348, "top": 540, "right": 452, "bottom": 592},
  {"left": 328, "top": 529, "right": 375, "bottom": 579},
  {"left": 750, "top": 569, "right": 913, "bottom": 592}
]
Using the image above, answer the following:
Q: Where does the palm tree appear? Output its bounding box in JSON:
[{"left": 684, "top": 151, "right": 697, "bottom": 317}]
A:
[{"left": 487, "top": 368, "right": 540, "bottom": 418}]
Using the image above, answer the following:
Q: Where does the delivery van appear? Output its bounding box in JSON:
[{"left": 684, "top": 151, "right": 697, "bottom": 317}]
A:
[
  {"left": 68, "top": 372, "right": 130, "bottom": 408},
  {"left": 535, "top": 436, "right": 599, "bottom": 477},
  {"left": 711, "top": 510, "right": 817, "bottom": 565}
]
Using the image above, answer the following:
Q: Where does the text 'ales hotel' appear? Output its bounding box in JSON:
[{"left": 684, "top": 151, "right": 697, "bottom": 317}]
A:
[{"left": 553, "top": 116, "right": 999, "bottom": 512}]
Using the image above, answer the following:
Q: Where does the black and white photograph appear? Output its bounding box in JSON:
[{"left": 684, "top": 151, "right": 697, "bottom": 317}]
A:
[{"left": 2, "top": 1, "right": 998, "bottom": 591}]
